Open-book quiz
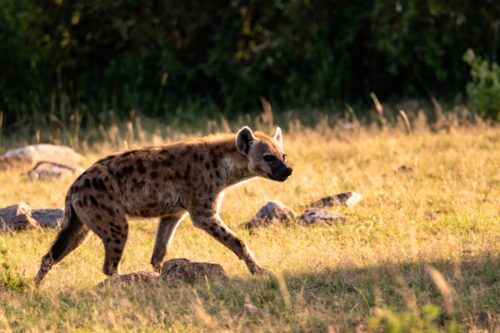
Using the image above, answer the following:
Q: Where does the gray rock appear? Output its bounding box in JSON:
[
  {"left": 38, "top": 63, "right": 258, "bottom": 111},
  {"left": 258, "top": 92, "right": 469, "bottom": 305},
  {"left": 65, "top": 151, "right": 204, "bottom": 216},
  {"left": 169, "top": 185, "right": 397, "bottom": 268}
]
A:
[
  {"left": 3, "top": 144, "right": 83, "bottom": 170},
  {"left": 96, "top": 259, "right": 228, "bottom": 288},
  {"left": 0, "top": 203, "right": 39, "bottom": 231},
  {"left": 242, "top": 200, "right": 296, "bottom": 229},
  {"left": 310, "top": 192, "right": 363, "bottom": 208},
  {"left": 32, "top": 208, "right": 64, "bottom": 228},
  {"left": 0, "top": 203, "right": 65, "bottom": 231},
  {"left": 299, "top": 208, "right": 348, "bottom": 225},
  {"left": 26, "top": 162, "right": 84, "bottom": 181},
  {"left": 160, "top": 258, "right": 228, "bottom": 284},
  {"left": 97, "top": 271, "right": 160, "bottom": 288}
]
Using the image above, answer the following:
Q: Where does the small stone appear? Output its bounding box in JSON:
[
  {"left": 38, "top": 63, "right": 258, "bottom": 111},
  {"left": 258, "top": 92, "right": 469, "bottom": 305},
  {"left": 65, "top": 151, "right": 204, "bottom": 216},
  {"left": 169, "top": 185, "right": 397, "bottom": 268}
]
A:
[
  {"left": 397, "top": 165, "right": 414, "bottom": 173},
  {"left": 26, "top": 162, "right": 84, "bottom": 181},
  {"left": 32, "top": 208, "right": 65, "bottom": 228},
  {"left": 242, "top": 200, "right": 296, "bottom": 229},
  {"left": 242, "top": 303, "right": 259, "bottom": 314},
  {"left": 299, "top": 208, "right": 348, "bottom": 225},
  {"left": 160, "top": 258, "right": 227, "bottom": 284},
  {"left": 97, "top": 271, "right": 160, "bottom": 288},
  {"left": 311, "top": 192, "right": 363, "bottom": 208},
  {"left": 0, "top": 203, "right": 39, "bottom": 231}
]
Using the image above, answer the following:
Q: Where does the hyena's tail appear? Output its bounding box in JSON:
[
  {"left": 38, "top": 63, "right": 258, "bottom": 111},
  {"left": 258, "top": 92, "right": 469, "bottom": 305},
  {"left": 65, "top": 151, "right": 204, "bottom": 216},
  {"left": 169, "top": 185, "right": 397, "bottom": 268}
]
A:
[{"left": 35, "top": 194, "right": 89, "bottom": 286}]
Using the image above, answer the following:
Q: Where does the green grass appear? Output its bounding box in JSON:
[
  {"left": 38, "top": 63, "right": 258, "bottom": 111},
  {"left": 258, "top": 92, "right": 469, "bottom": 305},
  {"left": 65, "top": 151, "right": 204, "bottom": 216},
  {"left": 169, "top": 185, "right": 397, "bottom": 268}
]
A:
[{"left": 0, "top": 125, "right": 499, "bottom": 332}]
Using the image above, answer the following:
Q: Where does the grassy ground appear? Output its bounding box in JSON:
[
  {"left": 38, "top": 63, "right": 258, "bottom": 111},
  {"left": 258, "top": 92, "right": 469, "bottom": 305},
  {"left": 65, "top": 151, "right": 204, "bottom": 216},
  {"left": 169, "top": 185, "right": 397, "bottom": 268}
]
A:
[{"left": 0, "top": 124, "right": 499, "bottom": 332}]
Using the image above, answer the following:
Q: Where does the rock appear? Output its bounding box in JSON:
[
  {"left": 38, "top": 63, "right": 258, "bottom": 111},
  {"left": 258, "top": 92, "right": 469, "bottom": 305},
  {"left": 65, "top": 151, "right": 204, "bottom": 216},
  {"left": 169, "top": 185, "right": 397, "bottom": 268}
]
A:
[
  {"left": 97, "top": 271, "right": 160, "bottom": 288},
  {"left": 0, "top": 203, "right": 65, "bottom": 231},
  {"left": 310, "top": 192, "right": 363, "bottom": 208},
  {"left": 32, "top": 208, "right": 64, "bottom": 228},
  {"left": 26, "top": 162, "right": 84, "bottom": 181},
  {"left": 397, "top": 165, "right": 414, "bottom": 173},
  {"left": 0, "top": 203, "right": 39, "bottom": 231},
  {"left": 242, "top": 303, "right": 259, "bottom": 314},
  {"left": 299, "top": 208, "right": 348, "bottom": 225},
  {"left": 242, "top": 200, "right": 296, "bottom": 229},
  {"left": 96, "top": 259, "right": 227, "bottom": 288},
  {"left": 160, "top": 258, "right": 228, "bottom": 284},
  {"left": 0, "top": 144, "right": 83, "bottom": 173}
]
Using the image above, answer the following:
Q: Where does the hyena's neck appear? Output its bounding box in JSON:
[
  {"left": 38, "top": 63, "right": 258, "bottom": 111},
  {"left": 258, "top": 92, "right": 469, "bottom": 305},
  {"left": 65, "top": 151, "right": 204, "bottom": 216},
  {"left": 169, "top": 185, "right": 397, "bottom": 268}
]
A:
[{"left": 214, "top": 139, "right": 255, "bottom": 187}]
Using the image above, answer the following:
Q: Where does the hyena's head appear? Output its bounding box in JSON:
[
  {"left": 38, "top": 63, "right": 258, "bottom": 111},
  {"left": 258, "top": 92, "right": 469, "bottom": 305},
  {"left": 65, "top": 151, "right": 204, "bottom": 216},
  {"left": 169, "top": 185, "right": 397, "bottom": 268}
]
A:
[{"left": 236, "top": 126, "right": 292, "bottom": 182}]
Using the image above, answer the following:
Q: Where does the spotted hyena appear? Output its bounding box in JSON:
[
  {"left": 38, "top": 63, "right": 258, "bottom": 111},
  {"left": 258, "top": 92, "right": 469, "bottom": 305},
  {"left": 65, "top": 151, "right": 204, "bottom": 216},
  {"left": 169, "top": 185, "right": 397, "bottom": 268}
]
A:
[{"left": 35, "top": 126, "right": 292, "bottom": 285}]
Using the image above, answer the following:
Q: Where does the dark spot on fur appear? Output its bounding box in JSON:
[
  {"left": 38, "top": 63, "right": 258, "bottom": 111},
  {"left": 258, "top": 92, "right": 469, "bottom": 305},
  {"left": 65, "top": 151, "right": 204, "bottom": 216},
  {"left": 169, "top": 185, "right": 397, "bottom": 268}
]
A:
[
  {"left": 136, "top": 159, "right": 146, "bottom": 174},
  {"left": 92, "top": 178, "right": 107, "bottom": 191},
  {"left": 113, "top": 248, "right": 122, "bottom": 254},
  {"left": 150, "top": 171, "right": 158, "bottom": 179},
  {"left": 175, "top": 170, "right": 181, "bottom": 178},
  {"left": 101, "top": 204, "right": 115, "bottom": 217},
  {"left": 113, "top": 262, "right": 119, "bottom": 268},
  {"left": 184, "top": 165, "right": 191, "bottom": 179},
  {"left": 89, "top": 195, "right": 98, "bottom": 207},
  {"left": 161, "top": 159, "right": 171, "bottom": 167},
  {"left": 95, "top": 214, "right": 102, "bottom": 221},
  {"left": 205, "top": 162, "right": 210, "bottom": 170},
  {"left": 152, "top": 160, "right": 160, "bottom": 169},
  {"left": 235, "top": 239, "right": 245, "bottom": 249},
  {"left": 223, "top": 235, "right": 229, "bottom": 241},
  {"left": 215, "top": 170, "right": 221, "bottom": 178},
  {"left": 114, "top": 239, "right": 121, "bottom": 244},
  {"left": 83, "top": 178, "right": 91, "bottom": 189},
  {"left": 131, "top": 179, "right": 145, "bottom": 191},
  {"left": 121, "top": 165, "right": 134, "bottom": 176},
  {"left": 106, "top": 237, "right": 111, "bottom": 243},
  {"left": 210, "top": 153, "right": 218, "bottom": 169}
]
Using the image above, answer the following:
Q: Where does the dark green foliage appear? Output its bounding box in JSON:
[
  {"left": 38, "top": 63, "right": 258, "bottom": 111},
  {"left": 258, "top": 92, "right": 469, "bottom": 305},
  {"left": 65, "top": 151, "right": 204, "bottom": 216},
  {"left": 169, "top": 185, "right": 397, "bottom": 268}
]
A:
[
  {"left": 0, "top": 0, "right": 499, "bottom": 132},
  {"left": 463, "top": 49, "right": 500, "bottom": 120}
]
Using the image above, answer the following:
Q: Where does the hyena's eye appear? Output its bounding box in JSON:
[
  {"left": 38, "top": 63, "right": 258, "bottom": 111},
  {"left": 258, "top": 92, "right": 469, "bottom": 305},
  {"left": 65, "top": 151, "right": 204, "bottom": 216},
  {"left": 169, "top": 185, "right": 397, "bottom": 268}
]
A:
[
  {"left": 263, "top": 155, "right": 277, "bottom": 162},
  {"left": 282, "top": 154, "right": 287, "bottom": 161}
]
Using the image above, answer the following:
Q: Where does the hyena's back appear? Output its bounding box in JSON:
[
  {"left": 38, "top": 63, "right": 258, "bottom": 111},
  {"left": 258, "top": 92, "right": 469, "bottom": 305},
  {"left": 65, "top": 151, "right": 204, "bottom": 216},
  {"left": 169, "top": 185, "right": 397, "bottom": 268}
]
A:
[{"left": 70, "top": 144, "right": 207, "bottom": 220}]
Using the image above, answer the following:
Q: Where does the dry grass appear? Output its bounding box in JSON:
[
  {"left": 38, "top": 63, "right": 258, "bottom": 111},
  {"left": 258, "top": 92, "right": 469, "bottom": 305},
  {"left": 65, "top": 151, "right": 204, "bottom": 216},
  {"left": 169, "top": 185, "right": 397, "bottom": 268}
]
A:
[{"left": 0, "top": 124, "right": 499, "bottom": 332}]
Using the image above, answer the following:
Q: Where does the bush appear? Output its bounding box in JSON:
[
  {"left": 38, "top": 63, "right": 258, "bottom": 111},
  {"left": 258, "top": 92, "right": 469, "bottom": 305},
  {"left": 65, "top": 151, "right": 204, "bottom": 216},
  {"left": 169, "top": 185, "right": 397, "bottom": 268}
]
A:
[
  {"left": 463, "top": 49, "right": 500, "bottom": 121},
  {"left": 0, "top": 0, "right": 499, "bottom": 132}
]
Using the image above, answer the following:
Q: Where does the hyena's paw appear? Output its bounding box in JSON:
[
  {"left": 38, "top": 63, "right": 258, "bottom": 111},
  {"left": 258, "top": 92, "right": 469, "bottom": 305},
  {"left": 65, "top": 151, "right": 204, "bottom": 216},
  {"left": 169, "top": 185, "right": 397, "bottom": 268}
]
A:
[{"left": 251, "top": 265, "right": 273, "bottom": 276}]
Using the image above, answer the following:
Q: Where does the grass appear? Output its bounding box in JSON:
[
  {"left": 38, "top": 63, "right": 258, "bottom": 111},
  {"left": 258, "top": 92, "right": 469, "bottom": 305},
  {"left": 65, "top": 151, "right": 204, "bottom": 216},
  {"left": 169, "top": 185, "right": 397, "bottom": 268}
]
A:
[{"left": 0, "top": 122, "right": 499, "bottom": 332}]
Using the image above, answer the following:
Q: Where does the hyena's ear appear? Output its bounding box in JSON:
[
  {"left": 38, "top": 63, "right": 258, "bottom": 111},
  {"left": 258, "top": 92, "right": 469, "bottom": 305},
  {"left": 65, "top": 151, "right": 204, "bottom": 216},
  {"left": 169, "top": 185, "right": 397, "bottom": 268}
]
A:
[
  {"left": 236, "top": 126, "right": 256, "bottom": 155},
  {"left": 273, "top": 127, "right": 283, "bottom": 149}
]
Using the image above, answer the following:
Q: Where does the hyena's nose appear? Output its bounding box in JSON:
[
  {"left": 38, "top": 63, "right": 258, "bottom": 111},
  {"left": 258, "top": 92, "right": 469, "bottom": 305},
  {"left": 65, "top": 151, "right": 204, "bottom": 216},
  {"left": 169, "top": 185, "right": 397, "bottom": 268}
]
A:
[{"left": 285, "top": 167, "right": 293, "bottom": 176}]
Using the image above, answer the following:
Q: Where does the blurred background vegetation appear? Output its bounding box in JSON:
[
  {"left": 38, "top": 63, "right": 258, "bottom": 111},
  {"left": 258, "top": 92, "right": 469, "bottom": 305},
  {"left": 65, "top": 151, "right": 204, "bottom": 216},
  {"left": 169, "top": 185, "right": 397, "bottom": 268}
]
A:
[{"left": 0, "top": 0, "right": 499, "bottom": 138}]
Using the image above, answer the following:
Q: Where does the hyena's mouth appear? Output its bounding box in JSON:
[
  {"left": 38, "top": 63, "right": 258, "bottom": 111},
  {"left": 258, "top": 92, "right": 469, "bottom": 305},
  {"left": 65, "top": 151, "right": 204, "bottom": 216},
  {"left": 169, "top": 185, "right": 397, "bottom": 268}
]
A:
[{"left": 266, "top": 172, "right": 291, "bottom": 182}]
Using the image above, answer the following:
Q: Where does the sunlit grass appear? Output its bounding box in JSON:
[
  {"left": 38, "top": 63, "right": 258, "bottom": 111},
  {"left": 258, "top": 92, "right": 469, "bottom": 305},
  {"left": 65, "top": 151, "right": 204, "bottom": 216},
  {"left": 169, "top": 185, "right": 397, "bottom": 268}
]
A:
[{"left": 0, "top": 125, "right": 499, "bottom": 332}]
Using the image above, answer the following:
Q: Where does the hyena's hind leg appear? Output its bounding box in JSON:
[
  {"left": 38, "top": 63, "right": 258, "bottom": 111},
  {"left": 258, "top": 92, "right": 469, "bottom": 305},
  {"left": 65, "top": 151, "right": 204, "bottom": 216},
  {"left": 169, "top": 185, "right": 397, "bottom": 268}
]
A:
[
  {"left": 150, "top": 212, "right": 186, "bottom": 271},
  {"left": 99, "top": 215, "right": 129, "bottom": 276},
  {"left": 35, "top": 207, "right": 90, "bottom": 286}
]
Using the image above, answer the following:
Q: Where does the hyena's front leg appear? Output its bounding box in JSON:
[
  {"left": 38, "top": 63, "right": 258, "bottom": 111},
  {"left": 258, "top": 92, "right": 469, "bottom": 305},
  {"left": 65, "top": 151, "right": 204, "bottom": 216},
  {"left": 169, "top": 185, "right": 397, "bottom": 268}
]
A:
[
  {"left": 190, "top": 212, "right": 270, "bottom": 275},
  {"left": 151, "top": 212, "right": 186, "bottom": 271}
]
